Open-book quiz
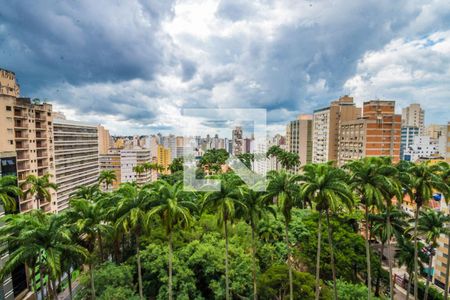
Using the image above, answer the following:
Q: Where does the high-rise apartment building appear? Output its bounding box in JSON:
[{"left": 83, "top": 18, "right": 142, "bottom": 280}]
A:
[
  {"left": 400, "top": 126, "right": 420, "bottom": 160},
  {"left": 338, "top": 100, "right": 401, "bottom": 165},
  {"left": 232, "top": 127, "right": 243, "bottom": 155},
  {"left": 402, "top": 103, "right": 425, "bottom": 134},
  {"left": 120, "top": 149, "right": 152, "bottom": 185},
  {"left": 286, "top": 114, "right": 313, "bottom": 166},
  {"left": 312, "top": 96, "right": 361, "bottom": 163},
  {"left": 157, "top": 144, "right": 171, "bottom": 173},
  {"left": 99, "top": 149, "right": 121, "bottom": 191},
  {"left": 0, "top": 95, "right": 56, "bottom": 212},
  {"left": 53, "top": 119, "right": 99, "bottom": 211},
  {"left": 0, "top": 68, "right": 20, "bottom": 97},
  {"left": 97, "top": 125, "right": 111, "bottom": 155}
]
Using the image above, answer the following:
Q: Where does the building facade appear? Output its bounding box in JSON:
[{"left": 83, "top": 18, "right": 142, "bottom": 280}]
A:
[
  {"left": 402, "top": 103, "right": 425, "bottom": 134},
  {"left": 0, "top": 69, "right": 19, "bottom": 97},
  {"left": 400, "top": 126, "right": 420, "bottom": 160},
  {"left": 338, "top": 100, "right": 401, "bottom": 165},
  {"left": 157, "top": 145, "right": 171, "bottom": 173},
  {"left": 97, "top": 125, "right": 111, "bottom": 155},
  {"left": 53, "top": 119, "right": 99, "bottom": 212},
  {"left": 99, "top": 150, "right": 121, "bottom": 191},
  {"left": 120, "top": 149, "right": 152, "bottom": 185},
  {"left": 312, "top": 96, "right": 361, "bottom": 163},
  {"left": 286, "top": 114, "right": 313, "bottom": 167},
  {"left": 232, "top": 127, "right": 243, "bottom": 155}
]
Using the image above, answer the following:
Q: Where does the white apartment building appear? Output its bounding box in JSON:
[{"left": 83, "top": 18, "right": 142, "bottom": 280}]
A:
[
  {"left": 403, "top": 135, "right": 440, "bottom": 162},
  {"left": 120, "top": 149, "right": 152, "bottom": 185},
  {"left": 53, "top": 119, "right": 99, "bottom": 212}
]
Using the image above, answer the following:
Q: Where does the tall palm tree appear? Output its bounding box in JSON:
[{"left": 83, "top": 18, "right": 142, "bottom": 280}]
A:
[
  {"left": 238, "top": 184, "right": 275, "bottom": 300},
  {"left": 370, "top": 207, "right": 408, "bottom": 297},
  {"left": 344, "top": 157, "right": 398, "bottom": 299},
  {"left": 202, "top": 173, "right": 246, "bottom": 300},
  {"left": 66, "top": 188, "right": 108, "bottom": 299},
  {"left": 133, "top": 165, "right": 146, "bottom": 183},
  {"left": 265, "top": 170, "right": 301, "bottom": 300},
  {"left": 98, "top": 170, "right": 117, "bottom": 191},
  {"left": 148, "top": 180, "right": 197, "bottom": 300},
  {"left": 0, "top": 175, "right": 22, "bottom": 211},
  {"left": 21, "top": 174, "right": 57, "bottom": 208},
  {"left": 409, "top": 209, "right": 450, "bottom": 300},
  {"left": 300, "top": 163, "right": 354, "bottom": 300},
  {"left": 0, "top": 210, "right": 87, "bottom": 300},
  {"left": 115, "top": 183, "right": 153, "bottom": 300},
  {"left": 399, "top": 161, "right": 449, "bottom": 299}
]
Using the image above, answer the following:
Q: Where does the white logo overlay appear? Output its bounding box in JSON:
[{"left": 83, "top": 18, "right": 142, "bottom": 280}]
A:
[{"left": 180, "top": 108, "right": 267, "bottom": 191}]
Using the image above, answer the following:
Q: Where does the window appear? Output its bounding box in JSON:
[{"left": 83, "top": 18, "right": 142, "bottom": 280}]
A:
[
  {"left": 8, "top": 140, "right": 13, "bottom": 145},
  {"left": 6, "top": 106, "right": 11, "bottom": 111}
]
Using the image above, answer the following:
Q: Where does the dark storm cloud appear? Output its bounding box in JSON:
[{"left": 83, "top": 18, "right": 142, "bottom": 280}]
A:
[{"left": 0, "top": 0, "right": 175, "bottom": 94}]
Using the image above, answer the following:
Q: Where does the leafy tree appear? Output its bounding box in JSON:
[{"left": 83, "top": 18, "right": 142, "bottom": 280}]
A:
[
  {"left": 333, "top": 279, "right": 380, "bottom": 300},
  {"left": 0, "top": 175, "right": 21, "bottom": 211},
  {"left": 301, "top": 163, "right": 354, "bottom": 300},
  {"left": 202, "top": 173, "right": 246, "bottom": 300},
  {"left": 98, "top": 170, "right": 117, "bottom": 191},
  {"left": 200, "top": 149, "right": 229, "bottom": 174},
  {"left": 258, "top": 264, "right": 331, "bottom": 299},
  {"left": 265, "top": 170, "right": 301, "bottom": 300},
  {"left": 237, "top": 153, "right": 254, "bottom": 169},
  {"left": 148, "top": 180, "right": 197, "bottom": 300},
  {"left": 168, "top": 157, "right": 184, "bottom": 173}
]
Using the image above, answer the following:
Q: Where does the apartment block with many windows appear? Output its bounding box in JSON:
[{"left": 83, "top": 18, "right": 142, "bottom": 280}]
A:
[
  {"left": 121, "top": 149, "right": 152, "bottom": 185},
  {"left": 99, "top": 149, "right": 121, "bottom": 191},
  {"left": 286, "top": 114, "right": 313, "bottom": 168},
  {"left": 53, "top": 118, "right": 99, "bottom": 212}
]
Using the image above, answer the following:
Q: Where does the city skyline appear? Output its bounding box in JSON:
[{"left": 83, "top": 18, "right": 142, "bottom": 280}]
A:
[{"left": 1, "top": 1, "right": 449, "bottom": 135}]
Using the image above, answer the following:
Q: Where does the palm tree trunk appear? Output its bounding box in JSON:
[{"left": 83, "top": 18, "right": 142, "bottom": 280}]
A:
[
  {"left": 375, "top": 242, "right": 384, "bottom": 296},
  {"left": 136, "top": 231, "right": 144, "bottom": 300},
  {"left": 424, "top": 252, "right": 433, "bottom": 300},
  {"left": 413, "top": 205, "right": 420, "bottom": 300},
  {"left": 326, "top": 210, "right": 337, "bottom": 300},
  {"left": 52, "top": 279, "right": 58, "bottom": 300},
  {"left": 315, "top": 211, "right": 323, "bottom": 300},
  {"left": 224, "top": 220, "right": 230, "bottom": 300},
  {"left": 39, "top": 263, "right": 45, "bottom": 300},
  {"left": 387, "top": 208, "right": 395, "bottom": 300},
  {"left": 98, "top": 231, "right": 104, "bottom": 262},
  {"left": 406, "top": 273, "right": 411, "bottom": 300},
  {"left": 89, "top": 262, "right": 96, "bottom": 300},
  {"left": 364, "top": 204, "right": 372, "bottom": 300},
  {"left": 168, "top": 230, "right": 173, "bottom": 300},
  {"left": 445, "top": 232, "right": 450, "bottom": 300},
  {"left": 284, "top": 219, "right": 293, "bottom": 300},
  {"left": 251, "top": 221, "right": 258, "bottom": 300},
  {"left": 68, "top": 266, "right": 73, "bottom": 300}
]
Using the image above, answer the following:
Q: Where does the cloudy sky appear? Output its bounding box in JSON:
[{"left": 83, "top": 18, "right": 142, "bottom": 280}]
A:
[{"left": 1, "top": 0, "right": 449, "bottom": 136}]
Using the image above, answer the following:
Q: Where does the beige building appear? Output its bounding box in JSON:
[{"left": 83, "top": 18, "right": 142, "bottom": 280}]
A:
[
  {"left": 99, "top": 149, "right": 121, "bottom": 191},
  {"left": 402, "top": 103, "right": 425, "bottom": 134},
  {"left": 0, "top": 68, "right": 20, "bottom": 97},
  {"left": 53, "top": 119, "right": 99, "bottom": 212},
  {"left": 338, "top": 100, "right": 402, "bottom": 165},
  {"left": 157, "top": 144, "right": 171, "bottom": 174},
  {"left": 97, "top": 125, "right": 111, "bottom": 155},
  {"left": 286, "top": 114, "right": 313, "bottom": 167},
  {"left": 312, "top": 95, "right": 361, "bottom": 163}
]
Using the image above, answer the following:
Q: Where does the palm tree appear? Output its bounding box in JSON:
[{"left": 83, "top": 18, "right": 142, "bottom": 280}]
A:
[
  {"left": 0, "top": 175, "right": 21, "bottom": 211},
  {"left": 399, "top": 162, "right": 449, "bottom": 299},
  {"left": 238, "top": 184, "right": 275, "bottom": 300},
  {"left": 148, "top": 180, "right": 197, "bottom": 300},
  {"left": 344, "top": 157, "right": 398, "bottom": 299},
  {"left": 133, "top": 165, "right": 146, "bottom": 184},
  {"left": 201, "top": 173, "right": 246, "bottom": 300},
  {"left": 396, "top": 236, "right": 424, "bottom": 300},
  {"left": 21, "top": 174, "right": 57, "bottom": 208},
  {"left": 265, "top": 170, "right": 300, "bottom": 300},
  {"left": 409, "top": 209, "right": 450, "bottom": 300},
  {"left": 98, "top": 170, "right": 117, "bottom": 191},
  {"left": 300, "top": 163, "right": 354, "bottom": 300},
  {"left": 0, "top": 210, "right": 87, "bottom": 300},
  {"left": 115, "top": 183, "right": 154, "bottom": 300},
  {"left": 370, "top": 207, "right": 408, "bottom": 297}
]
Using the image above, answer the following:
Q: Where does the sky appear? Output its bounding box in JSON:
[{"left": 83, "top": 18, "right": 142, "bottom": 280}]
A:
[{"left": 1, "top": 0, "right": 449, "bottom": 136}]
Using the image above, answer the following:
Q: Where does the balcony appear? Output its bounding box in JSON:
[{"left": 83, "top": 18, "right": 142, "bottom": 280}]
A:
[
  {"left": 36, "top": 143, "right": 47, "bottom": 149},
  {"left": 16, "top": 154, "right": 29, "bottom": 161},
  {"left": 37, "top": 150, "right": 47, "bottom": 158},
  {"left": 14, "top": 111, "right": 27, "bottom": 119},
  {"left": 14, "top": 121, "right": 28, "bottom": 130},
  {"left": 36, "top": 133, "right": 46, "bottom": 140},
  {"left": 15, "top": 142, "right": 29, "bottom": 150},
  {"left": 14, "top": 132, "right": 28, "bottom": 140}
]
